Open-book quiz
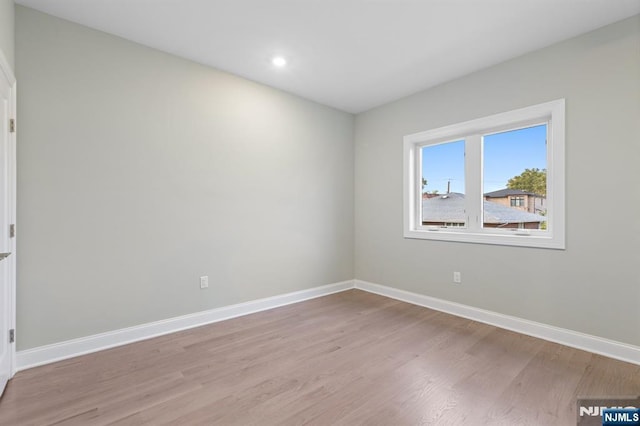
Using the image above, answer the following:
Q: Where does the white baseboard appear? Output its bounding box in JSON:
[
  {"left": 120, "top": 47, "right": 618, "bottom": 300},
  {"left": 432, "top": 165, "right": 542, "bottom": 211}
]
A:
[
  {"left": 17, "top": 278, "right": 640, "bottom": 371},
  {"left": 16, "top": 280, "right": 354, "bottom": 371},
  {"left": 354, "top": 279, "right": 640, "bottom": 365}
]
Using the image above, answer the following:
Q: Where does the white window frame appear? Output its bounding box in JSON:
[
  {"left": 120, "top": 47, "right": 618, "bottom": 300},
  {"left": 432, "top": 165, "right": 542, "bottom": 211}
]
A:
[{"left": 403, "top": 99, "right": 565, "bottom": 249}]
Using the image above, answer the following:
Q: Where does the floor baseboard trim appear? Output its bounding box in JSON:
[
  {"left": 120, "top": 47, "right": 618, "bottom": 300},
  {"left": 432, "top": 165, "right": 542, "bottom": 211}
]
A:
[
  {"left": 354, "top": 280, "right": 640, "bottom": 366},
  {"left": 17, "top": 278, "right": 639, "bottom": 371},
  {"left": 16, "top": 280, "right": 354, "bottom": 371}
]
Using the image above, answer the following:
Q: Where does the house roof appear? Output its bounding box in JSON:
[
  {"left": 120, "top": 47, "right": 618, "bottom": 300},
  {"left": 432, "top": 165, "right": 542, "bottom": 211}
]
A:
[
  {"left": 483, "top": 188, "right": 542, "bottom": 198},
  {"left": 422, "top": 193, "right": 546, "bottom": 224}
]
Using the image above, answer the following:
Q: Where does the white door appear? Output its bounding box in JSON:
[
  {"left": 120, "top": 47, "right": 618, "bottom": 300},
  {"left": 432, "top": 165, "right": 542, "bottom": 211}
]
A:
[{"left": 0, "top": 51, "right": 16, "bottom": 397}]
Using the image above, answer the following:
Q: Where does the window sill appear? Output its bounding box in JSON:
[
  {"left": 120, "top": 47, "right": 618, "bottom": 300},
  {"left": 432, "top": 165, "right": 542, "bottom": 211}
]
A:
[{"left": 404, "top": 228, "right": 565, "bottom": 249}]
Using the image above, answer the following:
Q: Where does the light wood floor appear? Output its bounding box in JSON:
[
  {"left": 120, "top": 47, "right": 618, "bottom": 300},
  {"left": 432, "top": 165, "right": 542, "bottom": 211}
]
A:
[{"left": 1, "top": 290, "right": 638, "bottom": 425}]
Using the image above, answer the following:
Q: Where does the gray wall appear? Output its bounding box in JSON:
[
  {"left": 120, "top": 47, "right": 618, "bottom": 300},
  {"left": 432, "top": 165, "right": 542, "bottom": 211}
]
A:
[
  {"left": 16, "top": 6, "right": 354, "bottom": 350},
  {"left": 0, "top": 0, "right": 13, "bottom": 69},
  {"left": 355, "top": 16, "right": 640, "bottom": 346},
  {"left": 15, "top": 4, "right": 640, "bottom": 352}
]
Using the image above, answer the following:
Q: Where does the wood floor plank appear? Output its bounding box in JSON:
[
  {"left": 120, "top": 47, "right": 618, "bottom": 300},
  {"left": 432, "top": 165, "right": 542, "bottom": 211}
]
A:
[{"left": 1, "top": 290, "right": 638, "bottom": 425}]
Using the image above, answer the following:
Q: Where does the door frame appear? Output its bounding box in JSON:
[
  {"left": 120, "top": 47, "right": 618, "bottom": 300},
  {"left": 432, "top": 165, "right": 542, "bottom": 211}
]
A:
[{"left": 0, "top": 49, "right": 16, "bottom": 380}]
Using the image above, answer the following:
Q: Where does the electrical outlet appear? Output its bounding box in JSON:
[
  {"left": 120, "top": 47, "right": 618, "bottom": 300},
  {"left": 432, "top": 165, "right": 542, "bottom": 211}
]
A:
[
  {"left": 200, "top": 276, "right": 209, "bottom": 289},
  {"left": 453, "top": 271, "right": 461, "bottom": 283}
]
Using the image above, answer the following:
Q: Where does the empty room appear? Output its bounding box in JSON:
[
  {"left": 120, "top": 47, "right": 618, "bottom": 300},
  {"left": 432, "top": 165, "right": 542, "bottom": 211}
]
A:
[{"left": 0, "top": 0, "right": 639, "bottom": 424}]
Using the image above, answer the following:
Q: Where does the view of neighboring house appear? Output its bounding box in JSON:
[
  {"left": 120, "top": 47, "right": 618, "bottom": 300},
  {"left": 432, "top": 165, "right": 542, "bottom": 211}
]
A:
[
  {"left": 422, "top": 192, "right": 546, "bottom": 229},
  {"left": 483, "top": 188, "right": 546, "bottom": 215}
]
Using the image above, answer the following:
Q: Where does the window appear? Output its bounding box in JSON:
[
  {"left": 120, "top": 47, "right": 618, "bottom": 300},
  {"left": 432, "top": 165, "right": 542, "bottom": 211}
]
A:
[
  {"left": 510, "top": 197, "right": 525, "bottom": 207},
  {"left": 403, "top": 99, "right": 565, "bottom": 249}
]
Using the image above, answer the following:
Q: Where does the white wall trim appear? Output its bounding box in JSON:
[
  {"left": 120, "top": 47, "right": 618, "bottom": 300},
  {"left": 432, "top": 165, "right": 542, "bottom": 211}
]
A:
[
  {"left": 355, "top": 280, "right": 640, "bottom": 366},
  {"left": 17, "top": 278, "right": 640, "bottom": 371},
  {"left": 16, "top": 280, "right": 354, "bottom": 371},
  {"left": 0, "top": 48, "right": 16, "bottom": 384},
  {"left": 0, "top": 48, "right": 16, "bottom": 86}
]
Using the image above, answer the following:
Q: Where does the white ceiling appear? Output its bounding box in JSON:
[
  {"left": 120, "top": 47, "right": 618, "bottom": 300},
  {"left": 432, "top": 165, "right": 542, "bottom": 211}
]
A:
[{"left": 15, "top": 0, "right": 640, "bottom": 113}]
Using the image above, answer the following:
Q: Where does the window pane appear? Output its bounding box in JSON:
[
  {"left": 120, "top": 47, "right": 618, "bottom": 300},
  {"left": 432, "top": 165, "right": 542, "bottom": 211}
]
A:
[
  {"left": 421, "top": 140, "right": 466, "bottom": 228},
  {"left": 483, "top": 125, "right": 547, "bottom": 230}
]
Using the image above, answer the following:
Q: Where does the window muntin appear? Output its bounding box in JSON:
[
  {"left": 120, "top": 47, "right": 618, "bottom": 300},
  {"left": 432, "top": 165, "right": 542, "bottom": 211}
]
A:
[{"left": 403, "top": 99, "right": 565, "bottom": 249}]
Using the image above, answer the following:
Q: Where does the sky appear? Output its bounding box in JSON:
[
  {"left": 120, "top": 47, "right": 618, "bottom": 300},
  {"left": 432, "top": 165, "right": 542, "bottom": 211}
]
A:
[{"left": 421, "top": 124, "right": 547, "bottom": 194}]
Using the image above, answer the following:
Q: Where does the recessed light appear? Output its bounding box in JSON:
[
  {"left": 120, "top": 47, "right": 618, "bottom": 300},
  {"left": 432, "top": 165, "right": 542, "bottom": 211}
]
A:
[{"left": 272, "top": 56, "right": 287, "bottom": 67}]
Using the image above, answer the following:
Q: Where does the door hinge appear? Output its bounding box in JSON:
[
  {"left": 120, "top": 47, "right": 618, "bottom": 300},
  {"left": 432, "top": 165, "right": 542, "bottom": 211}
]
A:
[
  {"left": 9, "top": 329, "right": 14, "bottom": 343},
  {"left": 9, "top": 224, "right": 15, "bottom": 238},
  {"left": 9, "top": 118, "right": 15, "bottom": 133}
]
